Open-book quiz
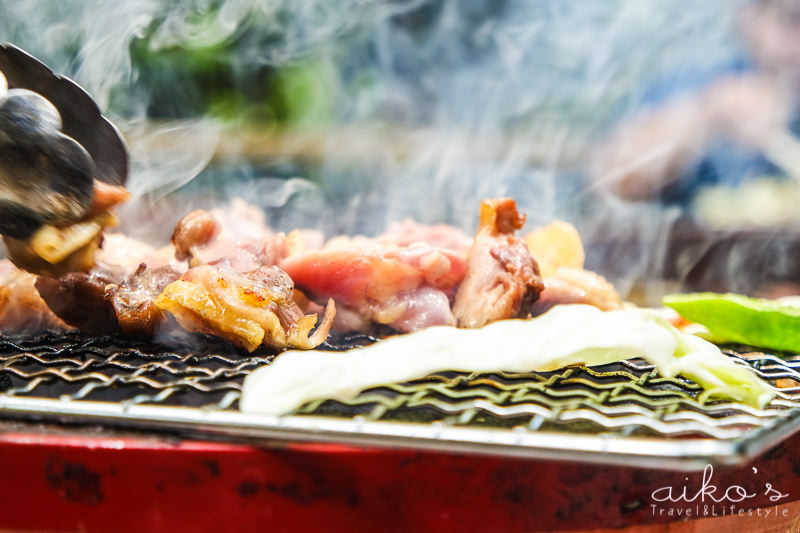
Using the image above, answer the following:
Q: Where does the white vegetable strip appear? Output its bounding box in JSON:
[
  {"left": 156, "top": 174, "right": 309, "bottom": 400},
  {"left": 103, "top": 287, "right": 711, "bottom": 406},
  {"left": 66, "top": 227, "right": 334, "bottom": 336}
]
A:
[{"left": 240, "top": 305, "right": 775, "bottom": 415}]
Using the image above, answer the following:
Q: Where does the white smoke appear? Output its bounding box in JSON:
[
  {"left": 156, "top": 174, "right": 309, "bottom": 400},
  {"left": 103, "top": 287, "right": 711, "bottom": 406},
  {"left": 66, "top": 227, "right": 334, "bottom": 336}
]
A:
[{"left": 0, "top": 0, "right": 751, "bottom": 300}]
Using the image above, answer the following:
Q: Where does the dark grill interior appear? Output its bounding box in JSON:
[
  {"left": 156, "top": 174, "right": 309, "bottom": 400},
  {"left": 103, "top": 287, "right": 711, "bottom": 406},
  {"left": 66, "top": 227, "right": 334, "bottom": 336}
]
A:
[{"left": 1, "top": 331, "right": 799, "bottom": 441}]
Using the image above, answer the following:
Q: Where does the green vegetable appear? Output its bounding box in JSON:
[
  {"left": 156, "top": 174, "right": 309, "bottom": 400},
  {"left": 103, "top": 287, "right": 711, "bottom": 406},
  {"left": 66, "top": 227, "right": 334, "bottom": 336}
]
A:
[{"left": 663, "top": 292, "right": 800, "bottom": 352}]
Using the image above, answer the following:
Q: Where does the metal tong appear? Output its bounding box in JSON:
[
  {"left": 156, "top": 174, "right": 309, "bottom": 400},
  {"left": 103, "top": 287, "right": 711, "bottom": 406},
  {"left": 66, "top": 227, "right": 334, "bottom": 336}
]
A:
[{"left": 0, "top": 43, "right": 128, "bottom": 239}]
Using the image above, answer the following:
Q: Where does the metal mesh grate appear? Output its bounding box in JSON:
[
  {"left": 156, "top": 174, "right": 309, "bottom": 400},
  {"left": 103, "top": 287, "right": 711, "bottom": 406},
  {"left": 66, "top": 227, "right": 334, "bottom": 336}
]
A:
[{"left": 1, "top": 331, "right": 799, "bottom": 443}]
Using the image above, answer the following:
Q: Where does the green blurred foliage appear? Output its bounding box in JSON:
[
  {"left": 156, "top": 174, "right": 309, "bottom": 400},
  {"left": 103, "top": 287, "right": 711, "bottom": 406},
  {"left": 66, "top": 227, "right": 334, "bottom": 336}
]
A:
[{"left": 126, "top": 9, "right": 335, "bottom": 130}]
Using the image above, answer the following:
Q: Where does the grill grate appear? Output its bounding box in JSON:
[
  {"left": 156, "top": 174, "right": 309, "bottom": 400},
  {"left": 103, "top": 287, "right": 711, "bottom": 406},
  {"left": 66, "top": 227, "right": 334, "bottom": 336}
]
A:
[{"left": 1, "top": 331, "right": 800, "bottom": 467}]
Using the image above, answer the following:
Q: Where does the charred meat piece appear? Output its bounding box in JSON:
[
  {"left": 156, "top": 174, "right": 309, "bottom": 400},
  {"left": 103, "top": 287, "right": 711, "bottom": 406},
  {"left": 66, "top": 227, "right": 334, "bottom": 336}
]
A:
[
  {"left": 111, "top": 264, "right": 181, "bottom": 336},
  {"left": 35, "top": 263, "right": 181, "bottom": 337},
  {"left": 35, "top": 266, "right": 122, "bottom": 334},
  {"left": 31, "top": 223, "right": 181, "bottom": 337},
  {"left": 0, "top": 259, "right": 67, "bottom": 332},
  {"left": 154, "top": 265, "right": 335, "bottom": 352},
  {"left": 452, "top": 198, "right": 544, "bottom": 328},
  {"left": 280, "top": 245, "right": 466, "bottom": 333}
]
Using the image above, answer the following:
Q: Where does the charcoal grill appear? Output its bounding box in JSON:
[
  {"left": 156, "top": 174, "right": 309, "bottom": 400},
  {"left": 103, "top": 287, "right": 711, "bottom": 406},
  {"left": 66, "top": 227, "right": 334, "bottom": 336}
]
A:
[{"left": 1, "top": 331, "right": 800, "bottom": 471}]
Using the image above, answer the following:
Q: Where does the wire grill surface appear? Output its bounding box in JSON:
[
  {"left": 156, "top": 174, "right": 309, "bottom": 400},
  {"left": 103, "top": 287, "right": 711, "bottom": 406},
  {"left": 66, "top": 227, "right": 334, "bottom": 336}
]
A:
[{"left": 1, "top": 331, "right": 800, "bottom": 466}]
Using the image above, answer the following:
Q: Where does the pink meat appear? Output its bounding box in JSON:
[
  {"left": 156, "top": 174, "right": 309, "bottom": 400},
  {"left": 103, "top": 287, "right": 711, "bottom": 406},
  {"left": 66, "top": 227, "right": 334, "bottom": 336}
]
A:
[
  {"left": 280, "top": 245, "right": 466, "bottom": 332},
  {"left": 389, "top": 287, "right": 455, "bottom": 332},
  {"left": 530, "top": 267, "right": 623, "bottom": 316},
  {"left": 376, "top": 219, "right": 472, "bottom": 254},
  {"left": 0, "top": 260, "right": 68, "bottom": 333},
  {"left": 170, "top": 207, "right": 323, "bottom": 272}
]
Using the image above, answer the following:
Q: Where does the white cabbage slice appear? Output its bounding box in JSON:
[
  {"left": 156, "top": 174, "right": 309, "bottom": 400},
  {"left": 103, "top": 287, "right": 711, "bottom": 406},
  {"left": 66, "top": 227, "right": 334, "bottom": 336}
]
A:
[{"left": 240, "top": 304, "right": 775, "bottom": 416}]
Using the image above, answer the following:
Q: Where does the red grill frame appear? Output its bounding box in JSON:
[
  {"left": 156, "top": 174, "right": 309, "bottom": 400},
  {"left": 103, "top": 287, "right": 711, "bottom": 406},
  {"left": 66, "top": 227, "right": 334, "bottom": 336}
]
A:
[{"left": 1, "top": 427, "right": 799, "bottom": 532}]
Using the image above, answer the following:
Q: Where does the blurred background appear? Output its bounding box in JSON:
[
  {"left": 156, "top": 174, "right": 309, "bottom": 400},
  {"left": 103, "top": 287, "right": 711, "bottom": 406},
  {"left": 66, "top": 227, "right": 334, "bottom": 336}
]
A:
[{"left": 3, "top": 0, "right": 799, "bottom": 304}]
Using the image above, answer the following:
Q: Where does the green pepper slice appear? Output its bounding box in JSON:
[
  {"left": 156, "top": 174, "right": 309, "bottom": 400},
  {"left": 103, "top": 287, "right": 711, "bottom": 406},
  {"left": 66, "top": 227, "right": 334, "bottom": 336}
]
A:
[{"left": 663, "top": 292, "right": 800, "bottom": 353}]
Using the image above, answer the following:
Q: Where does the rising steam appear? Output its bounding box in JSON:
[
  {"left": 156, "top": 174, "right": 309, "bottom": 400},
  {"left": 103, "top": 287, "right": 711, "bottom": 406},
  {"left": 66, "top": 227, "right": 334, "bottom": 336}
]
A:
[{"left": 0, "top": 0, "right": 747, "bottom": 301}]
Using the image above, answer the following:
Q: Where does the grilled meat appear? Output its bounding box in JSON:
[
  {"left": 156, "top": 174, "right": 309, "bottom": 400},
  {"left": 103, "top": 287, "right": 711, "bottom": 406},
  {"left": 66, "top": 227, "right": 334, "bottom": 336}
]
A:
[
  {"left": 95, "top": 233, "right": 180, "bottom": 273},
  {"left": 35, "top": 257, "right": 326, "bottom": 350},
  {"left": 172, "top": 210, "right": 220, "bottom": 262},
  {"left": 35, "top": 266, "right": 121, "bottom": 333},
  {"left": 522, "top": 219, "right": 623, "bottom": 315},
  {"left": 0, "top": 259, "right": 66, "bottom": 332},
  {"left": 4, "top": 181, "right": 129, "bottom": 278},
  {"left": 21, "top": 201, "right": 336, "bottom": 349},
  {"left": 173, "top": 203, "right": 469, "bottom": 335},
  {"left": 0, "top": 196, "right": 624, "bottom": 354},
  {"left": 111, "top": 264, "right": 182, "bottom": 336},
  {"left": 387, "top": 286, "right": 455, "bottom": 332},
  {"left": 532, "top": 267, "right": 624, "bottom": 316},
  {"left": 89, "top": 181, "right": 130, "bottom": 216},
  {"left": 154, "top": 264, "right": 335, "bottom": 352},
  {"left": 196, "top": 233, "right": 292, "bottom": 272},
  {"left": 33, "top": 226, "right": 182, "bottom": 336},
  {"left": 5, "top": 212, "right": 114, "bottom": 278},
  {"left": 172, "top": 208, "right": 321, "bottom": 272},
  {"left": 280, "top": 245, "right": 466, "bottom": 333},
  {"left": 452, "top": 198, "right": 544, "bottom": 328},
  {"left": 32, "top": 229, "right": 181, "bottom": 337},
  {"left": 374, "top": 219, "right": 472, "bottom": 254}
]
